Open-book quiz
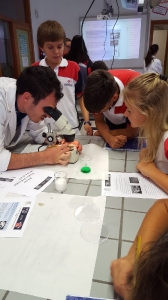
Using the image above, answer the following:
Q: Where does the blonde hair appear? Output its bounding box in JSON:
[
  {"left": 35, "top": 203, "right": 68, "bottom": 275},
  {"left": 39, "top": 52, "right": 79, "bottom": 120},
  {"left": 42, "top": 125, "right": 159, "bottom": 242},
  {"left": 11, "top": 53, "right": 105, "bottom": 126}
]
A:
[
  {"left": 123, "top": 73, "right": 168, "bottom": 162},
  {"left": 37, "top": 20, "right": 66, "bottom": 48}
]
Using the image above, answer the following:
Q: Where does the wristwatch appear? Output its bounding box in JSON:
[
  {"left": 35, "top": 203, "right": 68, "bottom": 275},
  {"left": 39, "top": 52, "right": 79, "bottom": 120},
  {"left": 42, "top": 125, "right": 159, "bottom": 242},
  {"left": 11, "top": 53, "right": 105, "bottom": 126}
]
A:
[{"left": 84, "top": 121, "right": 91, "bottom": 126}]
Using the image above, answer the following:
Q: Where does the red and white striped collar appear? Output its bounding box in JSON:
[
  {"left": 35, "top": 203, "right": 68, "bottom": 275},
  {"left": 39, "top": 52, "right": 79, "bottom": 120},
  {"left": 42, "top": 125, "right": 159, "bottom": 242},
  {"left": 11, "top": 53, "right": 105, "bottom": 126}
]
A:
[
  {"left": 39, "top": 57, "right": 68, "bottom": 71},
  {"left": 113, "top": 76, "right": 124, "bottom": 108}
]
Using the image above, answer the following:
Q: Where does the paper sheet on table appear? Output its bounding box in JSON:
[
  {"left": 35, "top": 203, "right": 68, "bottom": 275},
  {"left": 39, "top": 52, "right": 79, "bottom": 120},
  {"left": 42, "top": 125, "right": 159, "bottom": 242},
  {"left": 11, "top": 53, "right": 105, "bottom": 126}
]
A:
[
  {"left": 0, "top": 196, "right": 35, "bottom": 237},
  {"left": 1, "top": 168, "right": 54, "bottom": 197},
  {"left": 101, "top": 172, "right": 168, "bottom": 199},
  {"left": 0, "top": 171, "right": 19, "bottom": 197},
  {"left": 0, "top": 193, "right": 106, "bottom": 300},
  {"left": 21, "top": 144, "right": 109, "bottom": 180}
]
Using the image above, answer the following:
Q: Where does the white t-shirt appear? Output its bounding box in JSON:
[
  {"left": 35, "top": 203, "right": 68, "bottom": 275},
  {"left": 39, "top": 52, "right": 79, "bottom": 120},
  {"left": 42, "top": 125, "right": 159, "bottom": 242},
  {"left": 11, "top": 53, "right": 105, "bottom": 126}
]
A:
[
  {"left": 103, "top": 77, "right": 127, "bottom": 125},
  {"left": 39, "top": 58, "right": 83, "bottom": 135},
  {"left": 144, "top": 56, "right": 162, "bottom": 74},
  {"left": 154, "top": 131, "right": 168, "bottom": 174}
]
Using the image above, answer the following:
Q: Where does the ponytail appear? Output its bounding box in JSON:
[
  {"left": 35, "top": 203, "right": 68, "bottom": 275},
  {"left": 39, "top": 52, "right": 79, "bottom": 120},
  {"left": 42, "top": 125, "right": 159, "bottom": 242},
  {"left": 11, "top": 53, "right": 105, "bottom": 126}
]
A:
[
  {"left": 159, "top": 74, "right": 168, "bottom": 82},
  {"left": 145, "top": 44, "right": 159, "bottom": 67},
  {"left": 145, "top": 49, "right": 152, "bottom": 67}
]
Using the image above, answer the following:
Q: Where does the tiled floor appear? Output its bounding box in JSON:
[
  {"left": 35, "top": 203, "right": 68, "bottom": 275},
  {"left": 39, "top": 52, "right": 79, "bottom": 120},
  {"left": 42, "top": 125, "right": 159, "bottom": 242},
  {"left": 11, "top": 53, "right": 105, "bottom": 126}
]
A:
[{"left": 0, "top": 135, "right": 156, "bottom": 300}]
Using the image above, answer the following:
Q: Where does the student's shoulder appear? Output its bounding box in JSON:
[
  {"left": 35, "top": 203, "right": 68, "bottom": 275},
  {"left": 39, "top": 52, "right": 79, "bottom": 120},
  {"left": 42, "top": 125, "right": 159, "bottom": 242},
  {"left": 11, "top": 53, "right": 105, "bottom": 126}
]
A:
[
  {"left": 63, "top": 60, "right": 80, "bottom": 76},
  {"left": 31, "top": 62, "right": 40, "bottom": 66},
  {"left": 60, "top": 59, "right": 81, "bottom": 81},
  {"left": 109, "top": 69, "right": 140, "bottom": 85},
  {"left": 109, "top": 69, "right": 140, "bottom": 77},
  {"left": 164, "top": 139, "right": 168, "bottom": 160},
  {"left": 0, "top": 77, "right": 16, "bottom": 102},
  {"left": 154, "top": 57, "right": 161, "bottom": 63},
  {"left": 154, "top": 58, "right": 162, "bottom": 68},
  {"left": 163, "top": 131, "right": 168, "bottom": 160},
  {"left": 163, "top": 131, "right": 168, "bottom": 143},
  {"left": 66, "top": 59, "right": 79, "bottom": 69}
]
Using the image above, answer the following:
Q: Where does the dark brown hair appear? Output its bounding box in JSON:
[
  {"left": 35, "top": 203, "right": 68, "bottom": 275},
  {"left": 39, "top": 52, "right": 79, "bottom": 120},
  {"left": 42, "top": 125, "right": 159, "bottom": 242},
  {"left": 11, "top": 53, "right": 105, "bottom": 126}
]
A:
[
  {"left": 64, "top": 35, "right": 90, "bottom": 63},
  {"left": 65, "top": 37, "right": 71, "bottom": 43},
  {"left": 16, "top": 66, "right": 63, "bottom": 105},
  {"left": 91, "top": 60, "right": 108, "bottom": 72},
  {"left": 37, "top": 20, "right": 66, "bottom": 48},
  {"left": 127, "top": 238, "right": 168, "bottom": 300},
  {"left": 83, "top": 69, "right": 117, "bottom": 113}
]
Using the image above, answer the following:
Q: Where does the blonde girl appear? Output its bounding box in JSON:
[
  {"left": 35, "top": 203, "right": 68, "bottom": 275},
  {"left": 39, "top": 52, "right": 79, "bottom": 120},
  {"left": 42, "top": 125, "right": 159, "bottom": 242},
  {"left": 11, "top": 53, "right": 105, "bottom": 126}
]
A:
[{"left": 123, "top": 73, "right": 168, "bottom": 193}]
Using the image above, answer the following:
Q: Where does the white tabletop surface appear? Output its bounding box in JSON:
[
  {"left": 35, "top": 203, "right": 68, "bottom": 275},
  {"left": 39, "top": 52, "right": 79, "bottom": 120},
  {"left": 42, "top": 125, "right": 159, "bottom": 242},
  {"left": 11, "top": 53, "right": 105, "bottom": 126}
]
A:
[{"left": 0, "top": 134, "right": 156, "bottom": 300}]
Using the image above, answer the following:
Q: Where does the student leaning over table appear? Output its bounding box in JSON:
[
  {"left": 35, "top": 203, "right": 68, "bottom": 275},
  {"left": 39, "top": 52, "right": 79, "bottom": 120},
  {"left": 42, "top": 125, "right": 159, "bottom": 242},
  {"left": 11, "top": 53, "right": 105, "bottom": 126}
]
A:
[
  {"left": 83, "top": 68, "right": 140, "bottom": 148},
  {"left": 0, "top": 65, "right": 82, "bottom": 172},
  {"left": 123, "top": 73, "right": 168, "bottom": 194}
]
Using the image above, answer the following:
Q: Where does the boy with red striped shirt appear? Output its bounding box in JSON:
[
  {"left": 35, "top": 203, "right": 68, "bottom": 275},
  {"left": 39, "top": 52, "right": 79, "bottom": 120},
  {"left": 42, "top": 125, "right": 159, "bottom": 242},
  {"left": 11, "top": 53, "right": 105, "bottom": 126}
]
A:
[
  {"left": 32, "top": 20, "right": 92, "bottom": 135},
  {"left": 84, "top": 67, "right": 140, "bottom": 148}
]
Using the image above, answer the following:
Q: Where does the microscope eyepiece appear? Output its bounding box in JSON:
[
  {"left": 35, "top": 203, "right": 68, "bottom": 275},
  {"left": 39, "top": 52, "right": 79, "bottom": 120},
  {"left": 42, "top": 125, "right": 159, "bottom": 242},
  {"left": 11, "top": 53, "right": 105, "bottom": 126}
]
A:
[{"left": 43, "top": 107, "right": 62, "bottom": 121}]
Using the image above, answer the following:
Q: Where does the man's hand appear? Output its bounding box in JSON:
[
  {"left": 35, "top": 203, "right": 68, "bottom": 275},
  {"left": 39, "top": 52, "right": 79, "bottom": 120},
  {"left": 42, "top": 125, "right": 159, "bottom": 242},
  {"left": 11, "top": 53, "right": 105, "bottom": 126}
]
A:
[
  {"left": 110, "top": 256, "right": 134, "bottom": 299},
  {"left": 136, "top": 160, "right": 156, "bottom": 178},
  {"left": 107, "top": 135, "right": 127, "bottom": 148},
  {"left": 68, "top": 140, "right": 82, "bottom": 153},
  {"left": 61, "top": 139, "right": 82, "bottom": 153},
  {"left": 84, "top": 123, "right": 93, "bottom": 136},
  {"left": 44, "top": 144, "right": 71, "bottom": 165}
]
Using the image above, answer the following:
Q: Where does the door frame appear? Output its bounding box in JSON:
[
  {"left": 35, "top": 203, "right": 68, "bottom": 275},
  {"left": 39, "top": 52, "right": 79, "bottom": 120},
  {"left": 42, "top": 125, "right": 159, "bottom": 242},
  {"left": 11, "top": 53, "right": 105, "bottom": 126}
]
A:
[
  {"left": 149, "top": 20, "right": 168, "bottom": 73},
  {"left": 11, "top": 22, "right": 34, "bottom": 77},
  {"left": 0, "top": 0, "right": 34, "bottom": 78}
]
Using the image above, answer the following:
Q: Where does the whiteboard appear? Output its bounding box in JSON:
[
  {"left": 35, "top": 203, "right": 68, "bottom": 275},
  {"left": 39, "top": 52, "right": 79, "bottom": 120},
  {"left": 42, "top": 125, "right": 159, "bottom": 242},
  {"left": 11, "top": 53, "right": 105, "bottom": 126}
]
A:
[{"left": 80, "top": 15, "right": 147, "bottom": 69}]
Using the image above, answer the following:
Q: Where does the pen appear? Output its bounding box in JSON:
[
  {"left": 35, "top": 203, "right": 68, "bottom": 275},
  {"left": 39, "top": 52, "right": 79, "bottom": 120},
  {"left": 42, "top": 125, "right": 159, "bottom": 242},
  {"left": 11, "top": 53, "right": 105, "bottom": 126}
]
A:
[
  {"left": 135, "top": 235, "right": 141, "bottom": 260},
  {"left": 134, "top": 235, "right": 141, "bottom": 285}
]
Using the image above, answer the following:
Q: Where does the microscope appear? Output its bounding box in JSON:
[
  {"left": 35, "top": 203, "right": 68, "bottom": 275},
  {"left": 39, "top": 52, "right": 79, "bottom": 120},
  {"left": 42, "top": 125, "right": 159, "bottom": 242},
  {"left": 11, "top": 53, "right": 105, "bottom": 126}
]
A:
[{"left": 42, "top": 106, "right": 79, "bottom": 164}]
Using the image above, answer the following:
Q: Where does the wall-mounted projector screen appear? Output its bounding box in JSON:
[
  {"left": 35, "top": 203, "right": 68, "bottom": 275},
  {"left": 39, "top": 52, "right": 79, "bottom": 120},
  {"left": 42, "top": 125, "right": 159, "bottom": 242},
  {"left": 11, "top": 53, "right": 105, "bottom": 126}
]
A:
[{"left": 80, "top": 15, "right": 147, "bottom": 69}]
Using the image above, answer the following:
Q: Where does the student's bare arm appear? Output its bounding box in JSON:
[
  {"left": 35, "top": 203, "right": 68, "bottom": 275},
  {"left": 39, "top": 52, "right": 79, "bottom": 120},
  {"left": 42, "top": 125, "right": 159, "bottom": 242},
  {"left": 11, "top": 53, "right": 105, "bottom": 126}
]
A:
[
  {"left": 94, "top": 113, "right": 119, "bottom": 140},
  {"left": 136, "top": 161, "right": 168, "bottom": 194},
  {"left": 111, "top": 198, "right": 168, "bottom": 298},
  {"left": 78, "top": 96, "right": 93, "bottom": 135},
  {"left": 7, "top": 144, "right": 70, "bottom": 170},
  {"left": 94, "top": 114, "right": 126, "bottom": 148},
  {"left": 129, "top": 198, "right": 168, "bottom": 255},
  {"left": 110, "top": 125, "right": 137, "bottom": 139}
]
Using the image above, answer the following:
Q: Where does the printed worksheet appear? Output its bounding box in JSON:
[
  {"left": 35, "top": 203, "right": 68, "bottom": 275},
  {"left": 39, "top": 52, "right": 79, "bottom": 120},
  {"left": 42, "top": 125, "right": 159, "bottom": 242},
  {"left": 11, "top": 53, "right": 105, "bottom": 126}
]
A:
[
  {"left": 102, "top": 172, "right": 168, "bottom": 199},
  {"left": 0, "top": 172, "right": 17, "bottom": 197},
  {"left": 0, "top": 168, "right": 54, "bottom": 197},
  {"left": 0, "top": 197, "right": 35, "bottom": 237}
]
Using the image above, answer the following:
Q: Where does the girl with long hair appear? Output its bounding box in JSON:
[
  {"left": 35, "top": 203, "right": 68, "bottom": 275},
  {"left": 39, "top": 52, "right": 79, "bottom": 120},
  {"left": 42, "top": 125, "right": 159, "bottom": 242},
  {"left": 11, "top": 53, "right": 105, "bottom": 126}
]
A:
[
  {"left": 144, "top": 44, "right": 162, "bottom": 74},
  {"left": 64, "top": 35, "right": 92, "bottom": 83},
  {"left": 123, "top": 73, "right": 168, "bottom": 193}
]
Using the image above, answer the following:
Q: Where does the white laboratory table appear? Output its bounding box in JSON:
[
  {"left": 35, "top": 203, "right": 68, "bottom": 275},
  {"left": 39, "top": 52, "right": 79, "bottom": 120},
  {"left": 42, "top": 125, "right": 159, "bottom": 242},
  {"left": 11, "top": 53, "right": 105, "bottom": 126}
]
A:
[{"left": 0, "top": 135, "right": 156, "bottom": 300}]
